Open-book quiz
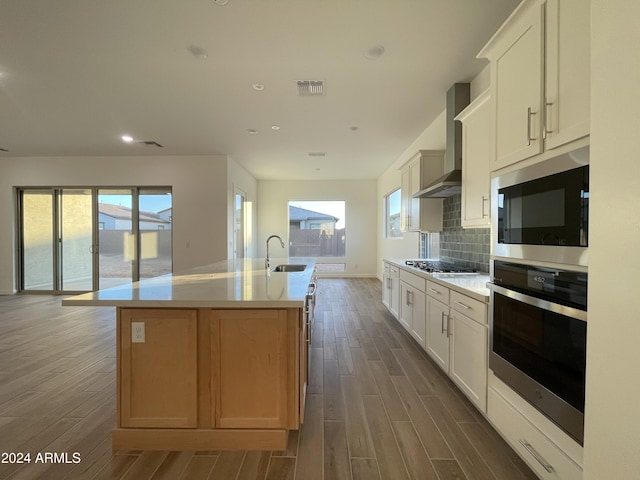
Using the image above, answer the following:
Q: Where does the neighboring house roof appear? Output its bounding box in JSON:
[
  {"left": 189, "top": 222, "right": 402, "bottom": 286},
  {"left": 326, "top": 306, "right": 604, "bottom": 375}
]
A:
[
  {"left": 98, "top": 203, "right": 170, "bottom": 224},
  {"left": 289, "top": 205, "right": 339, "bottom": 223}
]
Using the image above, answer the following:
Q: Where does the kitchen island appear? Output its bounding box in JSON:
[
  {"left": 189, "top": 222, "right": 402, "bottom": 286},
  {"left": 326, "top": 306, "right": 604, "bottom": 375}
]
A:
[{"left": 63, "top": 258, "right": 317, "bottom": 451}]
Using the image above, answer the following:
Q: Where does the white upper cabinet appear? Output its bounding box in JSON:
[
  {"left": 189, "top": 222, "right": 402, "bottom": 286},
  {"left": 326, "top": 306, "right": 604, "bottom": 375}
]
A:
[
  {"left": 479, "top": 0, "right": 590, "bottom": 171},
  {"left": 457, "top": 90, "right": 491, "bottom": 228},
  {"left": 544, "top": 0, "right": 590, "bottom": 151},
  {"left": 399, "top": 150, "right": 444, "bottom": 233}
]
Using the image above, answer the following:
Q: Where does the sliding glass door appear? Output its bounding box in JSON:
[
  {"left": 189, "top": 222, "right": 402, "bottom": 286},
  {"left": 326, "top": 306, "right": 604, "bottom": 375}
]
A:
[
  {"left": 20, "top": 189, "right": 93, "bottom": 292},
  {"left": 139, "top": 188, "right": 172, "bottom": 279},
  {"left": 97, "top": 189, "right": 134, "bottom": 289},
  {"left": 18, "top": 187, "right": 172, "bottom": 293},
  {"left": 21, "top": 190, "right": 55, "bottom": 290},
  {"left": 59, "top": 189, "right": 93, "bottom": 291}
]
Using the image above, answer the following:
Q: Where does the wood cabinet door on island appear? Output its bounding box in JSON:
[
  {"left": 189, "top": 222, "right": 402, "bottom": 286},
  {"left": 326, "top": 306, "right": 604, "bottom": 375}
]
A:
[
  {"left": 210, "top": 309, "right": 299, "bottom": 430},
  {"left": 119, "top": 309, "right": 198, "bottom": 428}
]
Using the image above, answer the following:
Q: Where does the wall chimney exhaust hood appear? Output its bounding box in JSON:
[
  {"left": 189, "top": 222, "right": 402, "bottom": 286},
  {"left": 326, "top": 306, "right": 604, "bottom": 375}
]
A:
[{"left": 414, "top": 83, "right": 470, "bottom": 198}]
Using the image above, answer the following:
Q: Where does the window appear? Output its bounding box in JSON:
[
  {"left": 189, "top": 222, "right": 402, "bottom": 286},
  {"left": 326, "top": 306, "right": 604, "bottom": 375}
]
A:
[
  {"left": 385, "top": 188, "right": 402, "bottom": 238},
  {"left": 288, "top": 201, "right": 345, "bottom": 257}
]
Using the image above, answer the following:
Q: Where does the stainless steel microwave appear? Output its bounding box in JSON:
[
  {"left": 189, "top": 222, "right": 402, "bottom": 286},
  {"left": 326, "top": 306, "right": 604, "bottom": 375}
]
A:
[{"left": 491, "top": 147, "right": 589, "bottom": 266}]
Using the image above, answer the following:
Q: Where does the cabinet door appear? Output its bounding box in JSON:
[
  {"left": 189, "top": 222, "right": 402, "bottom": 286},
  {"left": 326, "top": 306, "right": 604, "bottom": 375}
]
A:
[
  {"left": 425, "top": 296, "right": 450, "bottom": 372},
  {"left": 408, "top": 160, "right": 421, "bottom": 230},
  {"left": 460, "top": 91, "right": 491, "bottom": 228},
  {"left": 400, "top": 167, "right": 411, "bottom": 231},
  {"left": 389, "top": 275, "right": 400, "bottom": 319},
  {"left": 211, "top": 309, "right": 296, "bottom": 429},
  {"left": 382, "top": 271, "right": 391, "bottom": 310},
  {"left": 300, "top": 308, "right": 308, "bottom": 423},
  {"left": 119, "top": 309, "right": 198, "bottom": 428},
  {"left": 399, "top": 282, "right": 413, "bottom": 332},
  {"left": 492, "top": 1, "right": 545, "bottom": 170},
  {"left": 410, "top": 288, "right": 427, "bottom": 348},
  {"left": 544, "top": 0, "right": 590, "bottom": 151},
  {"left": 450, "top": 310, "right": 488, "bottom": 412}
]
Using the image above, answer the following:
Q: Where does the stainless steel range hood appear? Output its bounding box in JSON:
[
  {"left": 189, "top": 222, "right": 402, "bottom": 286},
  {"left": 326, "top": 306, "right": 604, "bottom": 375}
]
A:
[{"left": 414, "top": 83, "right": 470, "bottom": 198}]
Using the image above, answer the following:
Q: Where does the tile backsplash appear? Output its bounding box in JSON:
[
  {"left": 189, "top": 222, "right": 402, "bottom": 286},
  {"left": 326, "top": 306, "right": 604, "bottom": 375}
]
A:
[{"left": 438, "top": 194, "right": 490, "bottom": 273}]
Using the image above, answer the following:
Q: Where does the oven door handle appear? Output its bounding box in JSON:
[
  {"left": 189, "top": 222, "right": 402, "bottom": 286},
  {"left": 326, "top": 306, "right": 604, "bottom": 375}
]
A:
[{"left": 488, "top": 283, "right": 587, "bottom": 322}]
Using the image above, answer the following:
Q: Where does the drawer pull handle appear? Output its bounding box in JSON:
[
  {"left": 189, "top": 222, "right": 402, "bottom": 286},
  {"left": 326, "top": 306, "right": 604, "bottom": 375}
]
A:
[
  {"left": 518, "top": 439, "right": 554, "bottom": 473},
  {"left": 455, "top": 301, "right": 471, "bottom": 310},
  {"left": 428, "top": 288, "right": 440, "bottom": 294}
]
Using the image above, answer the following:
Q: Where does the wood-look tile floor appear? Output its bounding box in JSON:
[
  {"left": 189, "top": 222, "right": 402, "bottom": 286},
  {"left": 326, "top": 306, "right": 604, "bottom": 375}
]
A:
[{"left": 0, "top": 279, "right": 538, "bottom": 480}]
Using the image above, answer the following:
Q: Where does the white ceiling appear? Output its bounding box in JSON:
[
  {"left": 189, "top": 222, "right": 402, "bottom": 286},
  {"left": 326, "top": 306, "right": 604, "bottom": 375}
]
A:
[{"left": 0, "top": 0, "right": 519, "bottom": 180}]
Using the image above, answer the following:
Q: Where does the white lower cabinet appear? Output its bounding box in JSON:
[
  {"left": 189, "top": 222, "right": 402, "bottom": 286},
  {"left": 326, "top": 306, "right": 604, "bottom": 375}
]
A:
[
  {"left": 382, "top": 264, "right": 489, "bottom": 414},
  {"left": 425, "top": 294, "right": 450, "bottom": 371},
  {"left": 450, "top": 309, "right": 487, "bottom": 412},
  {"left": 488, "top": 384, "right": 583, "bottom": 480},
  {"left": 399, "top": 270, "right": 427, "bottom": 347},
  {"left": 425, "top": 281, "right": 488, "bottom": 413},
  {"left": 382, "top": 262, "right": 400, "bottom": 319}
]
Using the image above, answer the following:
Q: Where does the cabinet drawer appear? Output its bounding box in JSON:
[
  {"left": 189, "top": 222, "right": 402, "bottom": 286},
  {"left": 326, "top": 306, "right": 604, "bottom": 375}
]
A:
[
  {"left": 488, "top": 387, "right": 582, "bottom": 480},
  {"left": 400, "top": 269, "right": 426, "bottom": 292},
  {"left": 450, "top": 291, "right": 487, "bottom": 324},
  {"left": 389, "top": 265, "right": 400, "bottom": 278},
  {"left": 426, "top": 280, "right": 449, "bottom": 303}
]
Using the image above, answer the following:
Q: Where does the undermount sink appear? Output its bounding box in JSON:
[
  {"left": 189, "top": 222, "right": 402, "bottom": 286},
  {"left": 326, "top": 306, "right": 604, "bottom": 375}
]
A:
[{"left": 270, "top": 264, "right": 307, "bottom": 272}]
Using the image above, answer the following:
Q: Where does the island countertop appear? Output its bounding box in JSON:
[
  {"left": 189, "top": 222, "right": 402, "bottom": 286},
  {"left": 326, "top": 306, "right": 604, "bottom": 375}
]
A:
[{"left": 62, "top": 257, "right": 317, "bottom": 309}]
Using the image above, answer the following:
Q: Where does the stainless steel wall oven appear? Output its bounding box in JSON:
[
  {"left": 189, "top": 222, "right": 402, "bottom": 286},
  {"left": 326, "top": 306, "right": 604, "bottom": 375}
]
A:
[{"left": 489, "top": 260, "right": 587, "bottom": 445}]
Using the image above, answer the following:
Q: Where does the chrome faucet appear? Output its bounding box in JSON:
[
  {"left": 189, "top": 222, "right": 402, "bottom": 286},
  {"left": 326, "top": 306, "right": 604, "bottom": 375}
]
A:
[{"left": 265, "top": 235, "right": 285, "bottom": 269}]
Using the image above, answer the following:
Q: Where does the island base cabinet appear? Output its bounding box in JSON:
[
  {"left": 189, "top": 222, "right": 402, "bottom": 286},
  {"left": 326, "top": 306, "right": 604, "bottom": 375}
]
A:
[
  {"left": 210, "top": 309, "right": 299, "bottom": 430},
  {"left": 119, "top": 309, "right": 198, "bottom": 429},
  {"left": 115, "top": 307, "right": 304, "bottom": 451}
]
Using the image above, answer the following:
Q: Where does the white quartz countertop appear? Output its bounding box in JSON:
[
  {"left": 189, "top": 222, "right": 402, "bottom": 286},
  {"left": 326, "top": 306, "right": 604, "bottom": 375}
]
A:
[
  {"left": 385, "top": 259, "right": 490, "bottom": 302},
  {"left": 62, "top": 258, "right": 317, "bottom": 309}
]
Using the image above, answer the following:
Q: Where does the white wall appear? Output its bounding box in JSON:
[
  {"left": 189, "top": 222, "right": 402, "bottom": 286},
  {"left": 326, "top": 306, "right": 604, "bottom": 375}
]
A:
[
  {"left": 0, "top": 155, "right": 235, "bottom": 293},
  {"left": 583, "top": 1, "right": 640, "bottom": 478},
  {"left": 257, "top": 180, "right": 377, "bottom": 277}
]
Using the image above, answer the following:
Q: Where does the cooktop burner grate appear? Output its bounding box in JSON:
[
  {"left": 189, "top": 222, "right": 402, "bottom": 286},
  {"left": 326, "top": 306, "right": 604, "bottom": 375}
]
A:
[{"left": 405, "top": 260, "right": 476, "bottom": 274}]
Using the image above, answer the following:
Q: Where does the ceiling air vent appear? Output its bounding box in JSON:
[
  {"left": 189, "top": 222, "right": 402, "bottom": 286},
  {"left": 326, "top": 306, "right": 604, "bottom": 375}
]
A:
[
  {"left": 297, "top": 80, "right": 325, "bottom": 96},
  {"left": 137, "top": 141, "right": 164, "bottom": 148},
  {"left": 0, "top": 148, "right": 8, "bottom": 152}
]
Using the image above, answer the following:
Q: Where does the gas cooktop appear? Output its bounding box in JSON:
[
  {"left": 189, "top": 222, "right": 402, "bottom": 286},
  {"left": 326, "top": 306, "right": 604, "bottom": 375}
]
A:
[{"left": 404, "top": 260, "right": 477, "bottom": 274}]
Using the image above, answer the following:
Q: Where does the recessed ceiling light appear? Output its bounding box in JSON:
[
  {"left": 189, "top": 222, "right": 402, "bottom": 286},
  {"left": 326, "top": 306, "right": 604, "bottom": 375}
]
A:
[
  {"left": 271, "top": 125, "right": 280, "bottom": 131},
  {"left": 252, "top": 83, "right": 265, "bottom": 91},
  {"left": 212, "top": 0, "right": 229, "bottom": 5},
  {"left": 365, "top": 44, "right": 385, "bottom": 60},
  {"left": 247, "top": 129, "right": 258, "bottom": 135},
  {"left": 186, "top": 45, "right": 208, "bottom": 60},
  {"left": 121, "top": 135, "right": 134, "bottom": 143}
]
